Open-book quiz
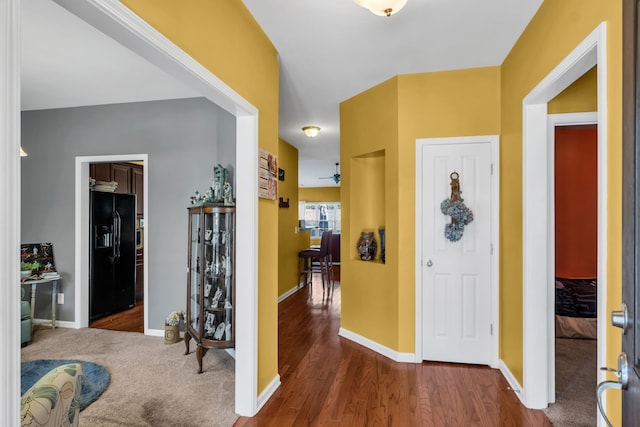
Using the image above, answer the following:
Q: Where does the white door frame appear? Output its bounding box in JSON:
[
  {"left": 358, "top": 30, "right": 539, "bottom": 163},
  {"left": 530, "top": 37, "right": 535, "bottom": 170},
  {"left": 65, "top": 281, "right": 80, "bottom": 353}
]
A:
[
  {"left": 415, "top": 135, "right": 500, "bottom": 367},
  {"left": 1, "top": 0, "right": 261, "bottom": 419},
  {"left": 546, "top": 112, "right": 598, "bottom": 404},
  {"left": 74, "top": 154, "right": 149, "bottom": 332},
  {"left": 0, "top": 1, "right": 22, "bottom": 424},
  {"left": 522, "top": 23, "right": 607, "bottom": 410}
]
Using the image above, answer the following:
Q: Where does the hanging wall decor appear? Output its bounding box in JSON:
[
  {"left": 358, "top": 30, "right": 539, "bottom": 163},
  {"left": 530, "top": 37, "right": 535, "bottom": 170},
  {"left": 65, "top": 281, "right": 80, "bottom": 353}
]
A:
[{"left": 440, "top": 172, "right": 474, "bottom": 242}]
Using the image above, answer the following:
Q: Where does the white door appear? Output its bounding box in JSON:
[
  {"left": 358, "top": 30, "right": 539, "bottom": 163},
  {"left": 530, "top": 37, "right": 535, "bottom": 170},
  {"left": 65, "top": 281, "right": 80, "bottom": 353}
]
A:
[{"left": 419, "top": 141, "right": 492, "bottom": 364}]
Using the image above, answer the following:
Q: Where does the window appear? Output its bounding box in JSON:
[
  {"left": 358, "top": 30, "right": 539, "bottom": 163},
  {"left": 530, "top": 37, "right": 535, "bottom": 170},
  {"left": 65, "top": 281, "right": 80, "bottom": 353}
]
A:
[{"left": 299, "top": 201, "right": 341, "bottom": 239}]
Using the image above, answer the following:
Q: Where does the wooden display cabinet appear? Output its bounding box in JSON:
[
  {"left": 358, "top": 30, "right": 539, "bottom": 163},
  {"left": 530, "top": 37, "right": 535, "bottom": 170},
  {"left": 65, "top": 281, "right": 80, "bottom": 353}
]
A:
[{"left": 184, "top": 204, "right": 235, "bottom": 373}]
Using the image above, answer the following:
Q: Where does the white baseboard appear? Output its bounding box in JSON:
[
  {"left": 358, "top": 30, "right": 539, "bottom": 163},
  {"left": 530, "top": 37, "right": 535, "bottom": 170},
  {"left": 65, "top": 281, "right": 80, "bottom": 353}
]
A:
[
  {"left": 256, "top": 374, "right": 281, "bottom": 413},
  {"left": 498, "top": 359, "right": 525, "bottom": 405},
  {"left": 146, "top": 328, "right": 164, "bottom": 337},
  {"left": 278, "top": 283, "right": 305, "bottom": 303},
  {"left": 33, "top": 319, "right": 77, "bottom": 329},
  {"left": 338, "top": 327, "right": 417, "bottom": 363}
]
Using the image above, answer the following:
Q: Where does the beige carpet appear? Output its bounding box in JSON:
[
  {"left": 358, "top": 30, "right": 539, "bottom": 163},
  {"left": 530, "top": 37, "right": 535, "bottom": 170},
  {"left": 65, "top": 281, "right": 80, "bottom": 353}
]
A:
[
  {"left": 22, "top": 327, "right": 238, "bottom": 427},
  {"left": 543, "top": 338, "right": 597, "bottom": 427}
]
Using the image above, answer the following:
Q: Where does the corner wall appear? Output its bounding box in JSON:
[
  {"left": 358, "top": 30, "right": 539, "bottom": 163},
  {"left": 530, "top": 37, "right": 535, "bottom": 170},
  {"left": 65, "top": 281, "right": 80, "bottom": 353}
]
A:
[{"left": 121, "top": 0, "right": 280, "bottom": 395}]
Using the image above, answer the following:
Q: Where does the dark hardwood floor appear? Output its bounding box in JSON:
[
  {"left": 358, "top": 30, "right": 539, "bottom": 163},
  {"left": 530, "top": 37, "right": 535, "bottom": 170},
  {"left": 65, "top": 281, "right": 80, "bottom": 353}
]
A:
[
  {"left": 235, "top": 278, "right": 552, "bottom": 427},
  {"left": 89, "top": 301, "right": 144, "bottom": 333}
]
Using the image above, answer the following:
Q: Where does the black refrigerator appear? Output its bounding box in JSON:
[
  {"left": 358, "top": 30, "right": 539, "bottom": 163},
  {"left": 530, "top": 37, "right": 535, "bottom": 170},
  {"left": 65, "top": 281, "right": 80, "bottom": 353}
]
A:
[{"left": 90, "top": 191, "right": 136, "bottom": 321}]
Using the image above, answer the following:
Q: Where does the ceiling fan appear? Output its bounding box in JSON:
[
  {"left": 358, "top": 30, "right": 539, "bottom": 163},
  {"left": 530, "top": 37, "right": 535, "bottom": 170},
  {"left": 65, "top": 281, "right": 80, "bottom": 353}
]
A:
[{"left": 319, "top": 162, "right": 341, "bottom": 184}]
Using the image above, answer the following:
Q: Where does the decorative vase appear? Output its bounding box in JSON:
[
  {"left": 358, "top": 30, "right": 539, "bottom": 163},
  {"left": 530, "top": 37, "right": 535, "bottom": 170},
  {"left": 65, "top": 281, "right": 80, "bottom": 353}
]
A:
[
  {"left": 356, "top": 231, "right": 377, "bottom": 261},
  {"left": 164, "top": 324, "right": 180, "bottom": 344},
  {"left": 378, "top": 227, "right": 385, "bottom": 264}
]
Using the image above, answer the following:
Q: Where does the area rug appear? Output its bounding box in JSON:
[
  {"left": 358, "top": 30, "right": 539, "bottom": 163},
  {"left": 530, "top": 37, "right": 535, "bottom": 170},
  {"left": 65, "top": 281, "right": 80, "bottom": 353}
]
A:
[{"left": 21, "top": 359, "right": 110, "bottom": 411}]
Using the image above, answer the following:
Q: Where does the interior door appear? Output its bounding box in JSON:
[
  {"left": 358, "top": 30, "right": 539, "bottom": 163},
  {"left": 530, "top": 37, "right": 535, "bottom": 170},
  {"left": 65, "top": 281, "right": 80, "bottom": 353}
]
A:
[
  {"left": 420, "top": 140, "right": 492, "bottom": 364},
  {"left": 596, "top": 3, "right": 640, "bottom": 423},
  {"left": 619, "top": 0, "right": 640, "bottom": 423}
]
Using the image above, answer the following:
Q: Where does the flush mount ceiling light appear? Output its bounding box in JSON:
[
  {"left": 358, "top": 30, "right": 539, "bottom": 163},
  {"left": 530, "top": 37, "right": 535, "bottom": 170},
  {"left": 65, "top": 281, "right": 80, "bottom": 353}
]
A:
[
  {"left": 302, "top": 126, "right": 321, "bottom": 137},
  {"left": 354, "top": 0, "right": 407, "bottom": 16}
]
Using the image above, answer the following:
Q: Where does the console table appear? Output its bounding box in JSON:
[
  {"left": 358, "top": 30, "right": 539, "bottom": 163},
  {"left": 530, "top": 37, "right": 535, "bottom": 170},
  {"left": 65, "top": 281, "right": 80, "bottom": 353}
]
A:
[{"left": 22, "top": 277, "right": 59, "bottom": 330}]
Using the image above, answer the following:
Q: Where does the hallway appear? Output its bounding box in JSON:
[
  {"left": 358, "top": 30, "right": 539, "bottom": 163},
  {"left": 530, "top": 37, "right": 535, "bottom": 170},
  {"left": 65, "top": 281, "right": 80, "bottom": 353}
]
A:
[{"left": 235, "top": 278, "right": 551, "bottom": 426}]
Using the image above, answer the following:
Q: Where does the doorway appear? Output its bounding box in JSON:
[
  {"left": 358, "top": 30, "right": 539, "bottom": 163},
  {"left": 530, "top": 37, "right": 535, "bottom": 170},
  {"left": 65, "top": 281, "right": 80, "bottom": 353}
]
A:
[
  {"left": 88, "top": 160, "right": 145, "bottom": 333},
  {"left": 547, "top": 119, "right": 598, "bottom": 424},
  {"left": 522, "top": 23, "right": 607, "bottom": 409}
]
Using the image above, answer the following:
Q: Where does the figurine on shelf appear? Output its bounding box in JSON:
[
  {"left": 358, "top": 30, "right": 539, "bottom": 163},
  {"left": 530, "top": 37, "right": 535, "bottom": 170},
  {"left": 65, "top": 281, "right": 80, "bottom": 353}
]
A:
[
  {"left": 213, "top": 322, "right": 226, "bottom": 340},
  {"left": 211, "top": 287, "right": 222, "bottom": 308},
  {"left": 225, "top": 323, "right": 232, "bottom": 341},
  {"left": 204, "top": 313, "right": 215, "bottom": 337},
  {"left": 214, "top": 165, "right": 227, "bottom": 202},
  {"left": 213, "top": 181, "right": 221, "bottom": 202},
  {"left": 223, "top": 182, "right": 234, "bottom": 206},
  {"left": 190, "top": 190, "right": 203, "bottom": 205}
]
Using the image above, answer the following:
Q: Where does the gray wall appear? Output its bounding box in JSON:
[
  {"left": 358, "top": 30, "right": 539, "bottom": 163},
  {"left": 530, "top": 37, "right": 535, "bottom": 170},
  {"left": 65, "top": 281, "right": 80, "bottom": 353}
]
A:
[{"left": 21, "top": 97, "right": 236, "bottom": 329}]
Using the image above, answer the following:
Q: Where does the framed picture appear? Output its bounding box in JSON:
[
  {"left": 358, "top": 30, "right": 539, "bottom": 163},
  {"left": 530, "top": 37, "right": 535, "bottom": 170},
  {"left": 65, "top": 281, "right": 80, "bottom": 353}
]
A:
[
  {"left": 258, "top": 148, "right": 278, "bottom": 200},
  {"left": 20, "top": 242, "right": 56, "bottom": 272}
]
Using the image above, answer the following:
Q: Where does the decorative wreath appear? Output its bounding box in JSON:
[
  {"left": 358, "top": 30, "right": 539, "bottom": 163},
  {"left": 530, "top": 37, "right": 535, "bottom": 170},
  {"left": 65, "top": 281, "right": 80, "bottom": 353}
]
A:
[{"left": 440, "top": 172, "right": 474, "bottom": 242}]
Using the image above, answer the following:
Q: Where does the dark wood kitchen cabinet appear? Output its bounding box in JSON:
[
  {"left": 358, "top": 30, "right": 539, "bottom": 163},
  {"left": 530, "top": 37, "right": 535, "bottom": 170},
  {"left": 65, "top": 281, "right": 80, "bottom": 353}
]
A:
[{"left": 90, "top": 162, "right": 143, "bottom": 218}]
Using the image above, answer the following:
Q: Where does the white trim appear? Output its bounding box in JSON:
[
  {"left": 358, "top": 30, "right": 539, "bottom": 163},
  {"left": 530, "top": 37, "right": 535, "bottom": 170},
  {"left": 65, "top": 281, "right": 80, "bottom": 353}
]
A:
[
  {"left": 545, "top": 112, "right": 598, "bottom": 404},
  {"left": 29, "top": 0, "right": 260, "bottom": 418},
  {"left": 414, "top": 135, "right": 500, "bottom": 368},
  {"left": 32, "top": 319, "right": 77, "bottom": 329},
  {"left": 75, "top": 154, "right": 149, "bottom": 331},
  {"left": 339, "top": 327, "right": 417, "bottom": 363},
  {"left": 522, "top": 23, "right": 606, "bottom": 410},
  {"left": 1, "top": 1, "right": 21, "bottom": 425},
  {"left": 498, "top": 359, "right": 525, "bottom": 404},
  {"left": 257, "top": 375, "right": 281, "bottom": 412},
  {"left": 278, "top": 284, "right": 305, "bottom": 303}
]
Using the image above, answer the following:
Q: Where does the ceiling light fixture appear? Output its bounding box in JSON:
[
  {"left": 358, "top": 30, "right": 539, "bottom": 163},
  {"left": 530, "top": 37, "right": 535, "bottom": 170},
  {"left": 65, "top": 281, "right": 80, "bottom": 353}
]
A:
[
  {"left": 20, "top": 147, "right": 28, "bottom": 157},
  {"left": 302, "top": 126, "right": 321, "bottom": 138},
  {"left": 354, "top": 0, "right": 407, "bottom": 16}
]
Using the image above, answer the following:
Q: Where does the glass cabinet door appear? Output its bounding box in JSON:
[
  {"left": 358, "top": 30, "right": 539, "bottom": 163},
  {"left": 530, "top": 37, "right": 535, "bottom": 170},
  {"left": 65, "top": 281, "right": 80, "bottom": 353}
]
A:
[
  {"left": 202, "top": 209, "right": 234, "bottom": 341},
  {"left": 189, "top": 211, "right": 201, "bottom": 333}
]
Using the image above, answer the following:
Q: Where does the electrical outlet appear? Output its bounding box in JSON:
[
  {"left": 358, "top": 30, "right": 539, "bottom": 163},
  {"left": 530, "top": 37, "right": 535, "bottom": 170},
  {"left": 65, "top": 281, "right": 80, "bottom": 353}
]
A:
[{"left": 57, "top": 293, "right": 64, "bottom": 305}]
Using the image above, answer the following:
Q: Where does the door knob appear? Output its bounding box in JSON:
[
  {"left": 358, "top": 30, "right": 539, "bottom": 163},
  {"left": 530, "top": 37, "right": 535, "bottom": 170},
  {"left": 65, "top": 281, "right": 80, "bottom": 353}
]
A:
[
  {"left": 597, "top": 352, "right": 629, "bottom": 427},
  {"left": 426, "top": 259, "right": 433, "bottom": 267},
  {"left": 611, "top": 303, "right": 629, "bottom": 333}
]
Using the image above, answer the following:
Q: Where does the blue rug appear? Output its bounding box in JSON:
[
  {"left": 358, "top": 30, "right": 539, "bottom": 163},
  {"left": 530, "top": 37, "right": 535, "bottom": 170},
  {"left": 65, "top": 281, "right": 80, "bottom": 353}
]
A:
[{"left": 21, "top": 359, "right": 110, "bottom": 411}]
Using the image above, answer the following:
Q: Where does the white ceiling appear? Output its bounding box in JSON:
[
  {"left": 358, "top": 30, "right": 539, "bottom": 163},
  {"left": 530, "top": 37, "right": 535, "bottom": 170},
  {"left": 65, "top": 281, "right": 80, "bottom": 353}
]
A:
[{"left": 22, "top": 0, "right": 543, "bottom": 187}]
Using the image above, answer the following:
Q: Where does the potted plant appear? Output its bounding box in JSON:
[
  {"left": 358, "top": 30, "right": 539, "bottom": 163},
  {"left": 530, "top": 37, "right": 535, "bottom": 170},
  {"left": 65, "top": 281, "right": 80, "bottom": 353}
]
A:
[{"left": 164, "top": 310, "right": 185, "bottom": 344}]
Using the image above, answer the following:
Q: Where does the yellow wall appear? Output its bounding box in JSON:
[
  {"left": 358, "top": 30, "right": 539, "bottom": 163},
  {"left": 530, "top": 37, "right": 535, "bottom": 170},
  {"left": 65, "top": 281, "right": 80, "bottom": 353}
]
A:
[
  {"left": 278, "top": 139, "right": 309, "bottom": 296},
  {"left": 341, "top": 78, "right": 399, "bottom": 349},
  {"left": 500, "top": 0, "right": 621, "bottom": 421},
  {"left": 299, "top": 187, "right": 341, "bottom": 202},
  {"left": 549, "top": 66, "right": 598, "bottom": 114},
  {"left": 120, "top": 0, "right": 280, "bottom": 395}
]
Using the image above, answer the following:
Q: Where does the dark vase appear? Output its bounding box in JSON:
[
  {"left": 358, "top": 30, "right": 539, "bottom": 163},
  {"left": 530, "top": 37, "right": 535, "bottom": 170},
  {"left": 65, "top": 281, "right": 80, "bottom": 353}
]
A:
[
  {"left": 378, "top": 227, "right": 385, "bottom": 263},
  {"left": 357, "top": 231, "right": 377, "bottom": 261}
]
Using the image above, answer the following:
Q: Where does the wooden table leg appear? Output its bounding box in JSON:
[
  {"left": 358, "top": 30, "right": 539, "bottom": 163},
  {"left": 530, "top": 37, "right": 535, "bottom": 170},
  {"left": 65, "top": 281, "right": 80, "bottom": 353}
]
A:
[
  {"left": 30, "top": 283, "right": 36, "bottom": 333},
  {"left": 51, "top": 280, "right": 57, "bottom": 329}
]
